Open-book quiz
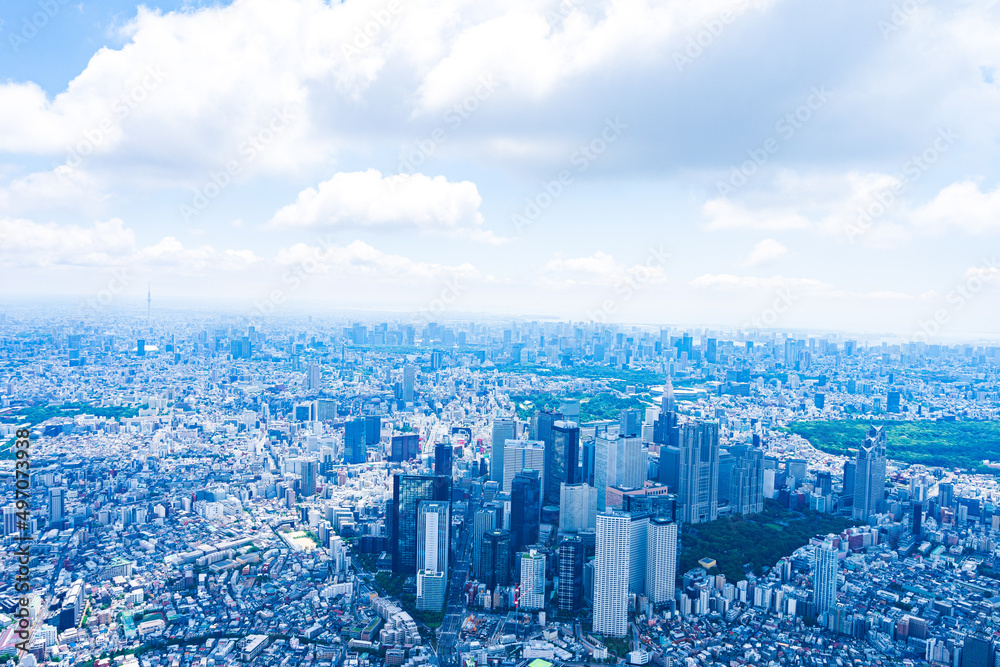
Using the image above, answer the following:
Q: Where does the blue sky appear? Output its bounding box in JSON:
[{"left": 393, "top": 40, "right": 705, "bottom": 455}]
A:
[{"left": 1, "top": 0, "right": 999, "bottom": 339}]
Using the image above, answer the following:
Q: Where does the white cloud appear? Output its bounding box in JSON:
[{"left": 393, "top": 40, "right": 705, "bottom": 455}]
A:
[
  {"left": 910, "top": 181, "right": 1000, "bottom": 234},
  {"left": 538, "top": 250, "right": 665, "bottom": 287},
  {"left": 0, "top": 217, "right": 259, "bottom": 274},
  {"left": 739, "top": 238, "right": 787, "bottom": 267},
  {"left": 701, "top": 198, "right": 810, "bottom": 231},
  {"left": 275, "top": 239, "right": 482, "bottom": 283},
  {"left": 268, "top": 170, "right": 501, "bottom": 241},
  {"left": 689, "top": 273, "right": 832, "bottom": 293},
  {"left": 0, "top": 165, "right": 108, "bottom": 216}
]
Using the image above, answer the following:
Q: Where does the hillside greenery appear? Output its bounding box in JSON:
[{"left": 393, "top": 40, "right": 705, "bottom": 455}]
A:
[
  {"left": 786, "top": 419, "right": 1000, "bottom": 474},
  {"left": 678, "top": 500, "right": 860, "bottom": 584}
]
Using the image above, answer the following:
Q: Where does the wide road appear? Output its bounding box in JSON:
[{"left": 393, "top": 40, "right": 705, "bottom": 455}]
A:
[{"left": 437, "top": 486, "right": 483, "bottom": 667}]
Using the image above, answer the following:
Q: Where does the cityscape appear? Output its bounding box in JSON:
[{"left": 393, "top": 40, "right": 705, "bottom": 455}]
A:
[
  {"left": 2, "top": 314, "right": 1000, "bottom": 667},
  {"left": 2, "top": 0, "right": 1000, "bottom": 667}
]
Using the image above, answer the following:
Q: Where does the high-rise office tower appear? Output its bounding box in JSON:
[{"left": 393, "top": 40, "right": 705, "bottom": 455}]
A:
[
  {"left": 581, "top": 436, "right": 596, "bottom": 487},
  {"left": 503, "top": 440, "right": 545, "bottom": 493},
  {"left": 434, "top": 442, "right": 453, "bottom": 477},
  {"left": 416, "top": 500, "right": 450, "bottom": 611},
  {"left": 307, "top": 363, "right": 321, "bottom": 391},
  {"left": 402, "top": 364, "right": 415, "bottom": 402},
  {"left": 546, "top": 421, "right": 579, "bottom": 505},
  {"left": 842, "top": 460, "right": 856, "bottom": 497},
  {"left": 473, "top": 507, "right": 498, "bottom": 579},
  {"left": 390, "top": 434, "right": 419, "bottom": 462},
  {"left": 852, "top": 426, "right": 887, "bottom": 521},
  {"left": 531, "top": 408, "right": 562, "bottom": 446},
  {"left": 912, "top": 502, "right": 922, "bottom": 536},
  {"left": 518, "top": 549, "right": 546, "bottom": 611},
  {"left": 481, "top": 529, "right": 512, "bottom": 589},
  {"left": 491, "top": 418, "right": 516, "bottom": 484},
  {"left": 678, "top": 421, "right": 720, "bottom": 524},
  {"left": 510, "top": 470, "right": 541, "bottom": 554},
  {"left": 364, "top": 415, "right": 381, "bottom": 448},
  {"left": 392, "top": 474, "right": 451, "bottom": 574},
  {"left": 49, "top": 487, "right": 65, "bottom": 525},
  {"left": 729, "top": 446, "right": 764, "bottom": 515},
  {"left": 812, "top": 539, "right": 838, "bottom": 612},
  {"left": 646, "top": 518, "right": 677, "bottom": 605},
  {"left": 595, "top": 435, "right": 647, "bottom": 510},
  {"left": 344, "top": 418, "right": 367, "bottom": 464},
  {"left": 3, "top": 505, "right": 19, "bottom": 536},
  {"left": 298, "top": 458, "right": 318, "bottom": 497},
  {"left": 619, "top": 408, "right": 642, "bottom": 438},
  {"left": 559, "top": 482, "right": 597, "bottom": 533},
  {"left": 416, "top": 500, "right": 450, "bottom": 575},
  {"left": 557, "top": 536, "right": 585, "bottom": 612},
  {"left": 815, "top": 470, "right": 833, "bottom": 497},
  {"left": 938, "top": 482, "right": 954, "bottom": 508},
  {"left": 629, "top": 512, "right": 650, "bottom": 596},
  {"left": 961, "top": 634, "right": 993, "bottom": 667},
  {"left": 593, "top": 511, "right": 630, "bottom": 637}
]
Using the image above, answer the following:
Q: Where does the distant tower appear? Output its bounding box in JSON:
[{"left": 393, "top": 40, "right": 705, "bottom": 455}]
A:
[
  {"left": 852, "top": 426, "right": 887, "bottom": 521},
  {"left": 147, "top": 283, "right": 151, "bottom": 326}
]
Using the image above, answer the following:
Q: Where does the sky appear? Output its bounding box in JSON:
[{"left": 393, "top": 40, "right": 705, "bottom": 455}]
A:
[{"left": 1, "top": 0, "right": 999, "bottom": 339}]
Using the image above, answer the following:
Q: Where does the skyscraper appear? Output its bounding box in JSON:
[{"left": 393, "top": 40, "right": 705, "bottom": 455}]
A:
[
  {"left": 402, "top": 364, "right": 415, "bottom": 402},
  {"left": 416, "top": 500, "right": 450, "bottom": 612},
  {"left": 307, "top": 363, "right": 321, "bottom": 391},
  {"left": 645, "top": 518, "right": 677, "bottom": 605},
  {"left": 344, "top": 418, "right": 367, "bottom": 464},
  {"left": 510, "top": 470, "right": 541, "bottom": 554},
  {"left": 629, "top": 512, "right": 650, "bottom": 596},
  {"left": 812, "top": 540, "right": 838, "bottom": 612},
  {"left": 503, "top": 440, "right": 545, "bottom": 493},
  {"left": 961, "top": 634, "right": 993, "bottom": 667},
  {"left": 491, "top": 418, "right": 516, "bottom": 484},
  {"left": 481, "top": 529, "right": 512, "bottom": 589},
  {"left": 434, "top": 442, "right": 453, "bottom": 477},
  {"left": 473, "top": 506, "right": 499, "bottom": 579},
  {"left": 546, "top": 420, "right": 579, "bottom": 505},
  {"left": 298, "top": 457, "right": 318, "bottom": 497},
  {"left": 677, "top": 421, "right": 720, "bottom": 524},
  {"left": 390, "top": 433, "right": 419, "bottom": 462},
  {"left": 392, "top": 474, "right": 451, "bottom": 574},
  {"left": 49, "top": 487, "right": 65, "bottom": 526},
  {"left": 912, "top": 501, "right": 922, "bottom": 536},
  {"left": 729, "top": 446, "right": 764, "bottom": 515},
  {"left": 559, "top": 482, "right": 597, "bottom": 533},
  {"left": 619, "top": 408, "right": 642, "bottom": 438},
  {"left": 593, "top": 511, "right": 630, "bottom": 637},
  {"left": 852, "top": 426, "right": 887, "bottom": 521},
  {"left": 518, "top": 549, "right": 546, "bottom": 611},
  {"left": 594, "top": 435, "right": 647, "bottom": 510},
  {"left": 557, "top": 536, "right": 585, "bottom": 612}
]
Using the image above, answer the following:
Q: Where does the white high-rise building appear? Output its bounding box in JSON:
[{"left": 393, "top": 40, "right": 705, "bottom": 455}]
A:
[
  {"left": 490, "top": 418, "right": 516, "bottom": 484},
  {"left": 307, "top": 363, "right": 321, "bottom": 391},
  {"left": 503, "top": 440, "right": 545, "bottom": 493},
  {"left": 593, "top": 512, "right": 630, "bottom": 637},
  {"left": 812, "top": 539, "right": 838, "bottom": 612},
  {"left": 646, "top": 518, "right": 677, "bottom": 604},
  {"left": 416, "top": 500, "right": 450, "bottom": 612},
  {"left": 595, "top": 436, "right": 647, "bottom": 510},
  {"left": 559, "top": 483, "right": 597, "bottom": 533},
  {"left": 519, "top": 549, "right": 546, "bottom": 611}
]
